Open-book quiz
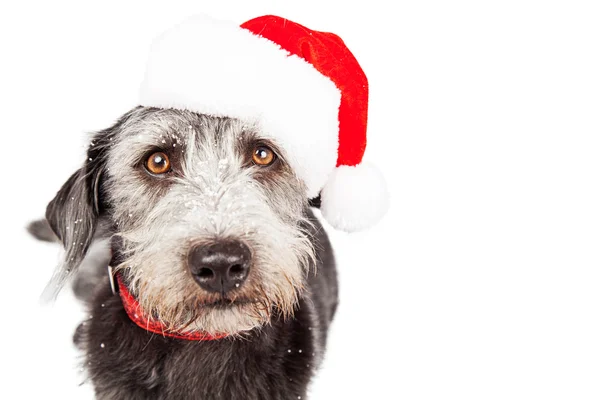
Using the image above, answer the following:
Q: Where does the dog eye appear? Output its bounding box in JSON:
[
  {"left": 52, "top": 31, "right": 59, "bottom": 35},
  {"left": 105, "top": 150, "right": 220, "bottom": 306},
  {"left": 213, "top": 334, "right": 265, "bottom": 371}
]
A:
[
  {"left": 252, "top": 146, "right": 276, "bottom": 166},
  {"left": 146, "top": 152, "right": 171, "bottom": 174}
]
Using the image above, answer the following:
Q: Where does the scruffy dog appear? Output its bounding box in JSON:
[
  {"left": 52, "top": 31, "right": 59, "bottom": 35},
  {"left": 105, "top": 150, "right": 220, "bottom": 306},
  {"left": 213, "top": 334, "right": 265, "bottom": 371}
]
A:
[
  {"left": 31, "top": 14, "right": 388, "bottom": 400},
  {"left": 32, "top": 107, "right": 338, "bottom": 399}
]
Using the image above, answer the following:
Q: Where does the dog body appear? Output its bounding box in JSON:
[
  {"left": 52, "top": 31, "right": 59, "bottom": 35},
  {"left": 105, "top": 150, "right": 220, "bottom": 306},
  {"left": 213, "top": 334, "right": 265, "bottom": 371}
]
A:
[{"left": 37, "top": 108, "right": 338, "bottom": 399}]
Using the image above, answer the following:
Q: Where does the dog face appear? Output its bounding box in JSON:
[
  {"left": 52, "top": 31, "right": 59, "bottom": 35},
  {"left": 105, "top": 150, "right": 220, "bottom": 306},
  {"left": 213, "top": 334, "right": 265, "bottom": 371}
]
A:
[{"left": 46, "top": 107, "right": 315, "bottom": 335}]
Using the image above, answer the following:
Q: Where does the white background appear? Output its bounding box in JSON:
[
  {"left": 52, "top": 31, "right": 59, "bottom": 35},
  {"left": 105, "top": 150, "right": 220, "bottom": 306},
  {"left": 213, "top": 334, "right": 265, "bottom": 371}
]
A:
[{"left": 1, "top": 0, "right": 599, "bottom": 399}]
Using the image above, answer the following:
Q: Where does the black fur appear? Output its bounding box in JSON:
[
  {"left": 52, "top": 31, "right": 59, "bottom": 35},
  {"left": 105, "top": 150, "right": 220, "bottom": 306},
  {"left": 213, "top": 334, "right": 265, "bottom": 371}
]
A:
[{"left": 308, "top": 195, "right": 321, "bottom": 209}]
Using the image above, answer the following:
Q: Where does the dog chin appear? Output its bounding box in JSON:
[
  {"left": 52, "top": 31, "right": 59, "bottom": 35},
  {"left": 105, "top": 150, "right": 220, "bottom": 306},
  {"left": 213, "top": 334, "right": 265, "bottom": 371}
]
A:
[{"left": 181, "top": 302, "right": 271, "bottom": 336}]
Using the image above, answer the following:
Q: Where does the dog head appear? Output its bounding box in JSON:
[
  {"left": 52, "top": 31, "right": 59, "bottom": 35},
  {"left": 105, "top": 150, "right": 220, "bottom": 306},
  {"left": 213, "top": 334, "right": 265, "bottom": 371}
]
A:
[{"left": 45, "top": 107, "right": 316, "bottom": 335}]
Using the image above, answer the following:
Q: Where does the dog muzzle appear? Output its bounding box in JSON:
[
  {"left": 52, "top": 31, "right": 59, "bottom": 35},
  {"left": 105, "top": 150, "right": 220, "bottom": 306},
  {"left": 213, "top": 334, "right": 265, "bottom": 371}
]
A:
[{"left": 107, "top": 246, "right": 229, "bottom": 341}]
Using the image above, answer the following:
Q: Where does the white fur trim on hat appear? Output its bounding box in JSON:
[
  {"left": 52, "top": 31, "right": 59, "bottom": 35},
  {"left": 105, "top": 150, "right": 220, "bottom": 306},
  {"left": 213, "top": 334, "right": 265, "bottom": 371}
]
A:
[
  {"left": 320, "top": 162, "right": 389, "bottom": 232},
  {"left": 139, "top": 15, "right": 341, "bottom": 198}
]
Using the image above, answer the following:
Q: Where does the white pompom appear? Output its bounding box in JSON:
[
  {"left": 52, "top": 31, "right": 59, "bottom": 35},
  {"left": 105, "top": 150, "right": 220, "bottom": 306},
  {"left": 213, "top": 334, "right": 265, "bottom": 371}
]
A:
[{"left": 320, "top": 161, "right": 389, "bottom": 232}]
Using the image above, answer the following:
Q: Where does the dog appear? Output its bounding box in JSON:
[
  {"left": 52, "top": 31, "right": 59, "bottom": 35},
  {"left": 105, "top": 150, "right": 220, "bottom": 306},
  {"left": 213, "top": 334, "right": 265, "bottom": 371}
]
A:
[
  {"left": 30, "top": 107, "right": 338, "bottom": 399},
  {"left": 30, "top": 13, "right": 389, "bottom": 399}
]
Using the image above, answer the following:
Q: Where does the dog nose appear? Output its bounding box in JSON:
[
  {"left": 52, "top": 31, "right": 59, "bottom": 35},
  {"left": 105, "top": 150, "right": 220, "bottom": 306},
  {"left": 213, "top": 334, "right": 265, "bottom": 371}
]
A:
[{"left": 188, "top": 241, "right": 252, "bottom": 293}]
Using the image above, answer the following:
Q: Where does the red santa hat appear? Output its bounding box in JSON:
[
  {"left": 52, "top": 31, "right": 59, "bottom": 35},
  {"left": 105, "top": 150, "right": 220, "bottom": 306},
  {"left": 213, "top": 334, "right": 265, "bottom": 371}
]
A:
[{"left": 139, "top": 14, "right": 388, "bottom": 232}]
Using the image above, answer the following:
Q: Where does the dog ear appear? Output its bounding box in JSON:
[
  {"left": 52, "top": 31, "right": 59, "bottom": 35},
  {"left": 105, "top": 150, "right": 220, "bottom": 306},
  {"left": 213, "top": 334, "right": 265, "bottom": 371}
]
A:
[
  {"left": 43, "top": 160, "right": 103, "bottom": 300},
  {"left": 308, "top": 194, "right": 321, "bottom": 209}
]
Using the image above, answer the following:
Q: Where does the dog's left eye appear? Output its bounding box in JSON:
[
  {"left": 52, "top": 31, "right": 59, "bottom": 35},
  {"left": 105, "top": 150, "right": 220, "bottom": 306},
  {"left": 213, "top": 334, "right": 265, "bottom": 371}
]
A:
[
  {"left": 146, "top": 152, "right": 171, "bottom": 175},
  {"left": 252, "top": 146, "right": 276, "bottom": 166}
]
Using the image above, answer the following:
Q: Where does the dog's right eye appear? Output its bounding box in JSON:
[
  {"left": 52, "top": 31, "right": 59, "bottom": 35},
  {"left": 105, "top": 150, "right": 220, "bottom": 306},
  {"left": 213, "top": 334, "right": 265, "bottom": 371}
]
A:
[
  {"left": 146, "top": 152, "right": 171, "bottom": 175},
  {"left": 252, "top": 146, "right": 276, "bottom": 167}
]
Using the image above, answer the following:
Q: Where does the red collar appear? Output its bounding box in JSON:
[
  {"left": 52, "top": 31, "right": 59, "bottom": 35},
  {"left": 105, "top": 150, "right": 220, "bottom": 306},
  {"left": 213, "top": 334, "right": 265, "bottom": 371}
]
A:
[{"left": 115, "top": 273, "right": 228, "bottom": 341}]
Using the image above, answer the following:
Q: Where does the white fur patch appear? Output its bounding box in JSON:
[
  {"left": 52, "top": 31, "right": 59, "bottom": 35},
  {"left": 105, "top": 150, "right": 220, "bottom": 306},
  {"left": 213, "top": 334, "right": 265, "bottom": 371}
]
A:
[{"left": 139, "top": 15, "right": 341, "bottom": 198}]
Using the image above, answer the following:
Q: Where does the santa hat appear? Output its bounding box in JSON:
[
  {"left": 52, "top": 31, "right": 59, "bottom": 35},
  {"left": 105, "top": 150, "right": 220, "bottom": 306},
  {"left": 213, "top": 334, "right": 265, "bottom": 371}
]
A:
[{"left": 139, "top": 14, "right": 388, "bottom": 232}]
